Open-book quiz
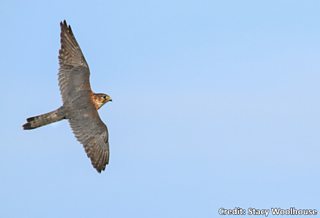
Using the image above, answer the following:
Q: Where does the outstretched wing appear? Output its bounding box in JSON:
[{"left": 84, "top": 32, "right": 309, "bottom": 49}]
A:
[
  {"left": 67, "top": 97, "right": 109, "bottom": 173},
  {"left": 58, "top": 20, "right": 109, "bottom": 172}
]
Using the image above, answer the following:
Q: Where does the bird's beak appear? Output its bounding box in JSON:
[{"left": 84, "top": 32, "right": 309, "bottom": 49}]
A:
[{"left": 109, "top": 99, "right": 112, "bottom": 102}]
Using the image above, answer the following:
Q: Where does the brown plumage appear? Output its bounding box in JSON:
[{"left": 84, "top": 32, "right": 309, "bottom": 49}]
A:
[
  {"left": 23, "top": 107, "right": 65, "bottom": 130},
  {"left": 23, "top": 20, "right": 112, "bottom": 173}
]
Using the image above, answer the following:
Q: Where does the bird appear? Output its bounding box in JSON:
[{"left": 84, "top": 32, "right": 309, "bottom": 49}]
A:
[{"left": 23, "top": 20, "right": 112, "bottom": 173}]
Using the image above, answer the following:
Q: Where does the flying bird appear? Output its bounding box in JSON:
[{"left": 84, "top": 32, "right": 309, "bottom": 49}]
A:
[{"left": 23, "top": 20, "right": 112, "bottom": 173}]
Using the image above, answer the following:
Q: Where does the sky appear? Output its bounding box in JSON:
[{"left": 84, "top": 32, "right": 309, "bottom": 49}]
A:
[{"left": 1, "top": 0, "right": 320, "bottom": 217}]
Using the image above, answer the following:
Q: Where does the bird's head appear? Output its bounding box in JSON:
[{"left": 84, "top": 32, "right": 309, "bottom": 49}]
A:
[{"left": 93, "top": 93, "right": 112, "bottom": 110}]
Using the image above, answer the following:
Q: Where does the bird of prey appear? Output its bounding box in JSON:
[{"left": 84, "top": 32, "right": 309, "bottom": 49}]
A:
[{"left": 23, "top": 20, "right": 112, "bottom": 173}]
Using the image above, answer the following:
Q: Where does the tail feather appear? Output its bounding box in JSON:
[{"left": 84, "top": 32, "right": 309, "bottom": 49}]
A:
[{"left": 23, "top": 107, "right": 65, "bottom": 130}]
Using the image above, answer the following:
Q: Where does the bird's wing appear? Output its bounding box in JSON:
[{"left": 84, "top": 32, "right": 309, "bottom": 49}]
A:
[
  {"left": 58, "top": 20, "right": 109, "bottom": 172},
  {"left": 68, "top": 97, "right": 109, "bottom": 173},
  {"left": 58, "top": 20, "right": 90, "bottom": 103}
]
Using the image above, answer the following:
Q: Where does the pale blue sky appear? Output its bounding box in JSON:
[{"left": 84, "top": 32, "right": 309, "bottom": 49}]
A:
[{"left": 1, "top": 0, "right": 320, "bottom": 217}]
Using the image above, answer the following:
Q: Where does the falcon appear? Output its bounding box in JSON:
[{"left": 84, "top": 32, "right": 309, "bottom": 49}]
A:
[{"left": 23, "top": 20, "right": 112, "bottom": 173}]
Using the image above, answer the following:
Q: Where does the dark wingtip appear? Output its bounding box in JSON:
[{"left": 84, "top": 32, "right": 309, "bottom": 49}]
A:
[
  {"left": 60, "top": 20, "right": 73, "bottom": 35},
  {"left": 60, "top": 20, "right": 64, "bottom": 28},
  {"left": 95, "top": 166, "right": 105, "bottom": 173},
  {"left": 60, "top": 20, "right": 68, "bottom": 30},
  {"left": 60, "top": 20, "right": 67, "bottom": 26}
]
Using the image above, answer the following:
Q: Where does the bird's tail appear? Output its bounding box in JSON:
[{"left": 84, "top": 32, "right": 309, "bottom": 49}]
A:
[{"left": 23, "top": 106, "right": 65, "bottom": 130}]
